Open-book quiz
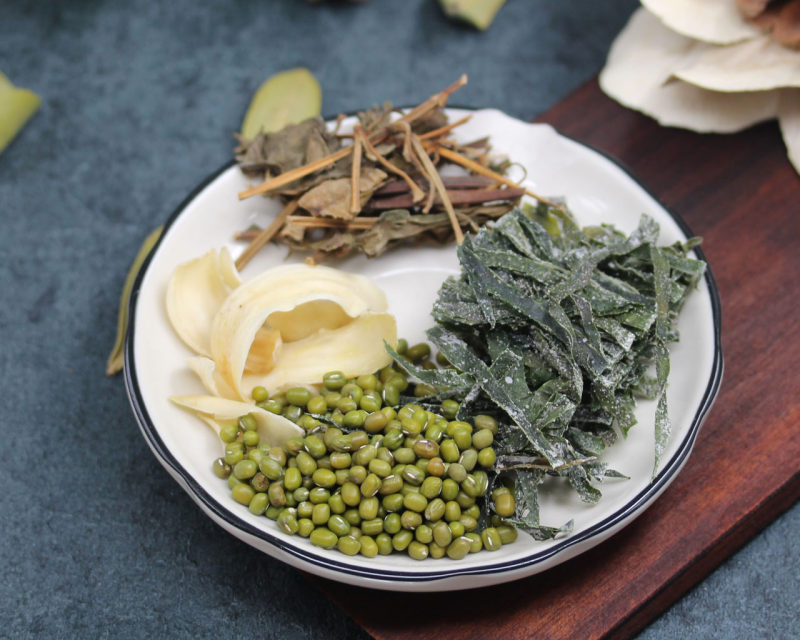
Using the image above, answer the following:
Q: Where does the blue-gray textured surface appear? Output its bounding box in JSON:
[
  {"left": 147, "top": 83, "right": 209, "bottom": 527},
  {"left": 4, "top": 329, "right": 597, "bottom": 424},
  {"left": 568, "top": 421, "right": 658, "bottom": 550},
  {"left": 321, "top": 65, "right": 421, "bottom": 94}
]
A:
[{"left": 0, "top": 1, "right": 797, "bottom": 638}]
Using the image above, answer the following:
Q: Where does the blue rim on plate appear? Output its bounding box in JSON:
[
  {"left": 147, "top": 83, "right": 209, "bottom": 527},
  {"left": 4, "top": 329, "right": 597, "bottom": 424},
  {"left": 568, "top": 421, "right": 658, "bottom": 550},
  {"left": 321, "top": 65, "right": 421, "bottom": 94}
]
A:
[{"left": 123, "top": 125, "right": 723, "bottom": 585}]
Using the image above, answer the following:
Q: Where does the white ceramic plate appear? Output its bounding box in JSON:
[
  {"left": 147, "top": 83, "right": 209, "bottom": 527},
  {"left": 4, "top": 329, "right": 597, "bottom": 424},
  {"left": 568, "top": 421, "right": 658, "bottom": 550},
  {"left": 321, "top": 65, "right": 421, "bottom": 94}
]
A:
[{"left": 124, "top": 109, "right": 722, "bottom": 591}]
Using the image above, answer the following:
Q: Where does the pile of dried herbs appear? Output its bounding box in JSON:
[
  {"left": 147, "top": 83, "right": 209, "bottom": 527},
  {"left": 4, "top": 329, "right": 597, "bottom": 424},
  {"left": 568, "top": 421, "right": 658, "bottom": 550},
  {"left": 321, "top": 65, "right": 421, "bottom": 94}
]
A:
[
  {"left": 233, "top": 76, "right": 543, "bottom": 269},
  {"left": 389, "top": 203, "right": 706, "bottom": 539}
]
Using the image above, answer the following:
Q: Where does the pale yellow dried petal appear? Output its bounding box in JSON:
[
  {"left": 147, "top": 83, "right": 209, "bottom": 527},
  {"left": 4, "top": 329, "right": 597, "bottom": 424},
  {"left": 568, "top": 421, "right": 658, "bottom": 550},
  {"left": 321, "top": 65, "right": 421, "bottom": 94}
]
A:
[
  {"left": 267, "top": 300, "right": 352, "bottom": 342},
  {"left": 186, "top": 356, "right": 237, "bottom": 399},
  {"left": 778, "top": 90, "right": 800, "bottom": 173},
  {"left": 210, "top": 263, "right": 388, "bottom": 398},
  {"left": 675, "top": 33, "right": 800, "bottom": 92},
  {"left": 197, "top": 414, "right": 224, "bottom": 434},
  {"left": 642, "top": 0, "right": 761, "bottom": 44},
  {"left": 166, "top": 247, "right": 241, "bottom": 356},
  {"left": 244, "top": 327, "right": 283, "bottom": 374},
  {"left": 217, "top": 247, "right": 241, "bottom": 289},
  {"left": 244, "top": 312, "right": 397, "bottom": 394},
  {"left": 600, "top": 8, "right": 779, "bottom": 132},
  {"left": 170, "top": 395, "right": 304, "bottom": 445}
]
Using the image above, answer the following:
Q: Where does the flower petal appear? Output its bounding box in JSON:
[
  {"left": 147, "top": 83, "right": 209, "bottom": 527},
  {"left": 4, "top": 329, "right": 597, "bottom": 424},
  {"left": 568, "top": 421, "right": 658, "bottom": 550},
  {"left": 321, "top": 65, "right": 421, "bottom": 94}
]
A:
[
  {"left": 642, "top": 0, "right": 762, "bottom": 45},
  {"left": 186, "top": 356, "right": 237, "bottom": 399},
  {"left": 170, "top": 395, "right": 304, "bottom": 445},
  {"left": 242, "top": 312, "right": 397, "bottom": 394},
  {"left": 600, "top": 8, "right": 779, "bottom": 132},
  {"left": 166, "top": 247, "right": 241, "bottom": 356},
  {"left": 209, "top": 262, "right": 389, "bottom": 398},
  {"left": 675, "top": 33, "right": 800, "bottom": 91}
]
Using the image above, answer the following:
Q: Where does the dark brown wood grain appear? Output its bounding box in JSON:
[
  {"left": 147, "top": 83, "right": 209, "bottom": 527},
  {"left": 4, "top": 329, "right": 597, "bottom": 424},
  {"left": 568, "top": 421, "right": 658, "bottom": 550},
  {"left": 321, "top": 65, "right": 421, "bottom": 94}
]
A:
[{"left": 317, "top": 78, "right": 800, "bottom": 640}]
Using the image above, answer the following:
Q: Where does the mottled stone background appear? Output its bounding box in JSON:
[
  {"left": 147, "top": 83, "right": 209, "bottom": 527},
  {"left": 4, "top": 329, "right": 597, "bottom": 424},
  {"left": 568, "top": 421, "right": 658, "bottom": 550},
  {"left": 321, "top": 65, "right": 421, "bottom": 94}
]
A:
[{"left": 1, "top": 1, "right": 796, "bottom": 637}]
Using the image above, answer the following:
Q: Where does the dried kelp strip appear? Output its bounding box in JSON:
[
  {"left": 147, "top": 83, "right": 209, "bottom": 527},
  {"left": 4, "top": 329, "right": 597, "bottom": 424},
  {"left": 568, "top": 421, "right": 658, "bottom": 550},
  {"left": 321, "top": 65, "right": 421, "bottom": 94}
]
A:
[
  {"left": 385, "top": 342, "right": 474, "bottom": 392},
  {"left": 429, "top": 325, "right": 569, "bottom": 467},
  {"left": 649, "top": 244, "right": 673, "bottom": 472},
  {"left": 392, "top": 203, "right": 705, "bottom": 536}
]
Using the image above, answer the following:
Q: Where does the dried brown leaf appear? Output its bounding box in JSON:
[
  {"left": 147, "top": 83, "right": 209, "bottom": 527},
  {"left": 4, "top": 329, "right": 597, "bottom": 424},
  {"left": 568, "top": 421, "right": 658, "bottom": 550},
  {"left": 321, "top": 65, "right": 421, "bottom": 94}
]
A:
[
  {"left": 297, "top": 167, "right": 387, "bottom": 219},
  {"left": 235, "top": 116, "right": 341, "bottom": 178}
]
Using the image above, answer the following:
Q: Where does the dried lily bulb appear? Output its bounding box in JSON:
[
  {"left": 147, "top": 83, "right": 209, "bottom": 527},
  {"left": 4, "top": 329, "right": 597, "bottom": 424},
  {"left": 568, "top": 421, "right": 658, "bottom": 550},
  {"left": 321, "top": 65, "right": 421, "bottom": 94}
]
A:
[
  {"left": 167, "top": 251, "right": 398, "bottom": 400},
  {"left": 166, "top": 247, "right": 241, "bottom": 357},
  {"left": 207, "top": 262, "right": 396, "bottom": 399},
  {"left": 170, "top": 395, "right": 304, "bottom": 445}
]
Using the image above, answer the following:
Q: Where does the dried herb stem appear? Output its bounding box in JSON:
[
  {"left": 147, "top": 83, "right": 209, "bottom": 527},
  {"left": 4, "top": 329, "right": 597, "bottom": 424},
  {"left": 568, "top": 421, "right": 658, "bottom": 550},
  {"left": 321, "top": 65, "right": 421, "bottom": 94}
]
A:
[
  {"left": 235, "top": 198, "right": 299, "bottom": 270},
  {"left": 289, "top": 216, "right": 377, "bottom": 230},
  {"left": 432, "top": 144, "right": 560, "bottom": 208},
  {"left": 238, "top": 76, "right": 468, "bottom": 201},
  {"left": 331, "top": 112, "right": 347, "bottom": 136},
  {"left": 393, "top": 74, "right": 468, "bottom": 127},
  {"left": 349, "top": 132, "right": 363, "bottom": 215},
  {"left": 418, "top": 114, "right": 472, "bottom": 141},
  {"left": 392, "top": 120, "right": 417, "bottom": 166},
  {"left": 364, "top": 186, "right": 524, "bottom": 211},
  {"left": 409, "top": 133, "right": 464, "bottom": 244},
  {"left": 391, "top": 119, "right": 435, "bottom": 212},
  {"left": 374, "top": 175, "right": 494, "bottom": 195},
  {"left": 238, "top": 146, "right": 352, "bottom": 200},
  {"left": 357, "top": 127, "right": 425, "bottom": 203}
]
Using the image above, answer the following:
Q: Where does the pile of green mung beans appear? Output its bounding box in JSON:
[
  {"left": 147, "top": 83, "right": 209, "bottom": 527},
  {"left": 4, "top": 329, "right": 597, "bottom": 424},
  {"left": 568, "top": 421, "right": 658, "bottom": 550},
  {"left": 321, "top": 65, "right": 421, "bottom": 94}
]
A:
[{"left": 211, "top": 342, "right": 518, "bottom": 560}]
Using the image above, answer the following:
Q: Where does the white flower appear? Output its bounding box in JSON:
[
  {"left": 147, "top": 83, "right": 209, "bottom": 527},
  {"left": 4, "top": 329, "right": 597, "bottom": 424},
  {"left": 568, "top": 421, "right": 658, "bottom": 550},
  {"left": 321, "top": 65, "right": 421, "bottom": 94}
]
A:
[{"left": 600, "top": 0, "right": 800, "bottom": 173}]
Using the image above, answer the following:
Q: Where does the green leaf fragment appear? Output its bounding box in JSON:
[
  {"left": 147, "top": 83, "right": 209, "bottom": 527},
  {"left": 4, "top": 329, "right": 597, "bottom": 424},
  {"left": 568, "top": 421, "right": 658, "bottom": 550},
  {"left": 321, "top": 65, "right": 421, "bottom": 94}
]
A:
[
  {"left": 496, "top": 467, "right": 574, "bottom": 540},
  {"left": 106, "top": 226, "right": 163, "bottom": 375},
  {"left": 438, "top": 0, "right": 507, "bottom": 30},
  {"left": 240, "top": 68, "right": 322, "bottom": 140},
  {"left": 0, "top": 72, "right": 40, "bottom": 154},
  {"left": 528, "top": 199, "right": 578, "bottom": 241},
  {"left": 487, "top": 349, "right": 533, "bottom": 411},
  {"left": 594, "top": 316, "right": 636, "bottom": 351}
]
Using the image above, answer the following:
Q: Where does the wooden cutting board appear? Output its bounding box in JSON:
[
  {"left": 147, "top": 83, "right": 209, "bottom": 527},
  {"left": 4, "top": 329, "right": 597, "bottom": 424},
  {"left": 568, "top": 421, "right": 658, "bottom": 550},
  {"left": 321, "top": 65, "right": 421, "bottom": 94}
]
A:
[{"left": 317, "top": 78, "right": 800, "bottom": 640}]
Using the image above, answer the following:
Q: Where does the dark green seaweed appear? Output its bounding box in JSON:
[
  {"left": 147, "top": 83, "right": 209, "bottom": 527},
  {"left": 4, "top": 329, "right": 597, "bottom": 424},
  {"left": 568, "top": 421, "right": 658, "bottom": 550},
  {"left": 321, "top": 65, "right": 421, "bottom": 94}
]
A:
[{"left": 391, "top": 204, "right": 705, "bottom": 537}]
